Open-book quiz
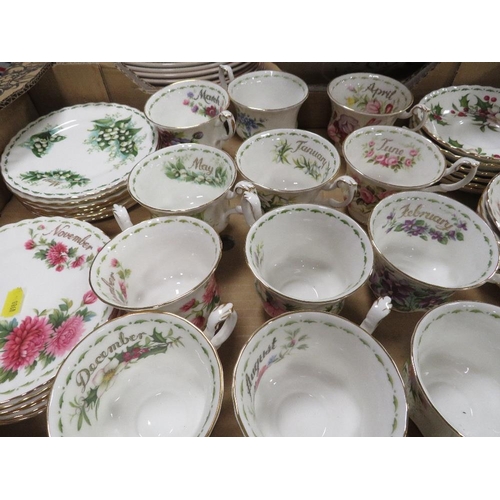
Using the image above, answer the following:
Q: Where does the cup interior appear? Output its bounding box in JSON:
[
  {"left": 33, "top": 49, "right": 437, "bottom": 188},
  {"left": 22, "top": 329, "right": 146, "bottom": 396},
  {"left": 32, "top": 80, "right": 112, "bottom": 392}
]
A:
[
  {"left": 128, "top": 144, "right": 236, "bottom": 212},
  {"left": 228, "top": 71, "right": 308, "bottom": 110},
  {"left": 48, "top": 312, "right": 222, "bottom": 436},
  {"left": 236, "top": 129, "right": 341, "bottom": 192},
  {"left": 246, "top": 205, "right": 373, "bottom": 302},
  {"left": 90, "top": 217, "right": 221, "bottom": 309},
  {"left": 369, "top": 192, "right": 499, "bottom": 289},
  {"left": 343, "top": 126, "right": 445, "bottom": 188},
  {"left": 145, "top": 80, "right": 229, "bottom": 128},
  {"left": 328, "top": 73, "right": 412, "bottom": 116},
  {"left": 412, "top": 301, "right": 500, "bottom": 436},
  {"left": 233, "top": 311, "right": 406, "bottom": 437}
]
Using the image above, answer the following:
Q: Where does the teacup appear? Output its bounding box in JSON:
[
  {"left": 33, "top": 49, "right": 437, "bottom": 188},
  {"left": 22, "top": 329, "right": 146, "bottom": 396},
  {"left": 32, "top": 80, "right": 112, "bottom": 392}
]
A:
[
  {"left": 327, "top": 72, "right": 429, "bottom": 148},
  {"left": 403, "top": 300, "right": 500, "bottom": 437},
  {"left": 232, "top": 299, "right": 409, "bottom": 437},
  {"left": 368, "top": 191, "right": 500, "bottom": 312},
  {"left": 47, "top": 311, "right": 230, "bottom": 436},
  {"left": 245, "top": 203, "right": 374, "bottom": 316},
  {"left": 221, "top": 67, "right": 309, "bottom": 139},
  {"left": 144, "top": 79, "right": 235, "bottom": 149},
  {"left": 235, "top": 129, "right": 357, "bottom": 213},
  {"left": 122, "top": 143, "right": 262, "bottom": 233},
  {"left": 343, "top": 125, "right": 480, "bottom": 224},
  {"left": 89, "top": 215, "right": 237, "bottom": 334}
]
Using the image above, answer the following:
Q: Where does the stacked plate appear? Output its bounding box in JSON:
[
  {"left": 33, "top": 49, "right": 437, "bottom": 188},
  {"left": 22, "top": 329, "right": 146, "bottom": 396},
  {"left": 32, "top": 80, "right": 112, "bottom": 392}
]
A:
[
  {"left": 1, "top": 102, "right": 158, "bottom": 222},
  {"left": 0, "top": 216, "right": 115, "bottom": 424},
  {"left": 414, "top": 84, "right": 500, "bottom": 194},
  {"left": 477, "top": 172, "right": 500, "bottom": 241},
  {"left": 121, "top": 62, "right": 261, "bottom": 88}
]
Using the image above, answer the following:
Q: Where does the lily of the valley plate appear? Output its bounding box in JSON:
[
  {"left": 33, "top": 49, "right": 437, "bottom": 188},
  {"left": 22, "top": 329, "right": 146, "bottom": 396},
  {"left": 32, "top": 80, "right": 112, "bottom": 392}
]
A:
[
  {"left": 0, "top": 217, "right": 114, "bottom": 406},
  {"left": 419, "top": 85, "right": 500, "bottom": 163},
  {"left": 0, "top": 103, "right": 158, "bottom": 202}
]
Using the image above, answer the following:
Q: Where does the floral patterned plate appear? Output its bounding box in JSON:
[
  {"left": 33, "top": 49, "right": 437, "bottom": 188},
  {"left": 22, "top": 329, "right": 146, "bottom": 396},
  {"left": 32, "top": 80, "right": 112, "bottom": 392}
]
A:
[
  {"left": 0, "top": 103, "right": 158, "bottom": 201},
  {"left": 419, "top": 85, "right": 500, "bottom": 163},
  {"left": 0, "top": 217, "right": 114, "bottom": 405},
  {"left": 485, "top": 173, "right": 500, "bottom": 233}
]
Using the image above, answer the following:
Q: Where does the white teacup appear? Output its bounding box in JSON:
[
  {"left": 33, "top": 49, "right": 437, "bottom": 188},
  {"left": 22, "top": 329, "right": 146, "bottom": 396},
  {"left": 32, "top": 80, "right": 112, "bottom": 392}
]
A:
[
  {"left": 403, "top": 300, "right": 500, "bottom": 437},
  {"left": 235, "top": 129, "right": 357, "bottom": 213},
  {"left": 123, "top": 143, "right": 261, "bottom": 232},
  {"left": 47, "top": 311, "right": 229, "bottom": 436},
  {"left": 343, "top": 125, "right": 480, "bottom": 224},
  {"left": 368, "top": 191, "right": 500, "bottom": 312},
  {"left": 89, "top": 215, "right": 237, "bottom": 334},
  {"left": 327, "top": 72, "right": 429, "bottom": 148},
  {"left": 144, "top": 79, "right": 235, "bottom": 149},
  {"left": 233, "top": 300, "right": 408, "bottom": 437},
  {"left": 221, "top": 68, "right": 309, "bottom": 139},
  {"left": 245, "top": 203, "right": 374, "bottom": 316}
]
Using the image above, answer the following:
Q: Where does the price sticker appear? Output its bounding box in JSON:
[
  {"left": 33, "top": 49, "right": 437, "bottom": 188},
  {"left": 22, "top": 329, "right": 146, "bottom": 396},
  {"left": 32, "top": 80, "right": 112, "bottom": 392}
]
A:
[{"left": 1, "top": 287, "right": 25, "bottom": 317}]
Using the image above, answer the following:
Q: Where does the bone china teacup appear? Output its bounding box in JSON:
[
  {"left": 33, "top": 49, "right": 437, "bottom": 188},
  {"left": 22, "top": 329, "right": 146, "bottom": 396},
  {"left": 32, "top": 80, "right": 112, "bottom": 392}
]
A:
[
  {"left": 89, "top": 215, "right": 237, "bottom": 335},
  {"left": 232, "top": 301, "right": 409, "bottom": 437},
  {"left": 342, "top": 125, "right": 480, "bottom": 224},
  {"left": 327, "top": 72, "right": 429, "bottom": 148},
  {"left": 47, "top": 311, "right": 228, "bottom": 436},
  {"left": 221, "top": 68, "right": 309, "bottom": 139},
  {"left": 235, "top": 129, "right": 357, "bottom": 213},
  {"left": 245, "top": 203, "right": 374, "bottom": 316},
  {"left": 368, "top": 191, "right": 500, "bottom": 312},
  {"left": 403, "top": 300, "right": 500, "bottom": 437},
  {"left": 144, "top": 79, "right": 235, "bottom": 149},
  {"left": 120, "top": 143, "right": 261, "bottom": 233}
]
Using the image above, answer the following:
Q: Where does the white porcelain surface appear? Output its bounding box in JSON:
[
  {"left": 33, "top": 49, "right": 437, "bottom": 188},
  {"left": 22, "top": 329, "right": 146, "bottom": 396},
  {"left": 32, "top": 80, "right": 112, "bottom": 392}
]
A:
[
  {"left": 47, "top": 311, "right": 224, "bottom": 436},
  {"left": 419, "top": 85, "right": 500, "bottom": 163},
  {"left": 407, "top": 300, "right": 500, "bottom": 436},
  {"left": 233, "top": 309, "right": 406, "bottom": 437},
  {"left": 0, "top": 217, "right": 113, "bottom": 404},
  {"left": 245, "top": 204, "right": 373, "bottom": 316}
]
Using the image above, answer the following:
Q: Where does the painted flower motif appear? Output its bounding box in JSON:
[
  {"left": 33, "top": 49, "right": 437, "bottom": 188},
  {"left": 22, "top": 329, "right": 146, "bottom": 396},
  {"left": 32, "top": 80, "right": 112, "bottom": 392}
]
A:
[
  {"left": 71, "top": 255, "right": 86, "bottom": 268},
  {"left": 47, "top": 241, "right": 68, "bottom": 266},
  {"left": 192, "top": 316, "right": 206, "bottom": 330},
  {"left": 203, "top": 277, "right": 218, "bottom": 304},
  {"left": 328, "top": 113, "right": 359, "bottom": 144},
  {"left": 1, "top": 316, "right": 53, "bottom": 371},
  {"left": 180, "top": 298, "right": 196, "bottom": 312},
  {"left": 24, "top": 239, "right": 36, "bottom": 250},
  {"left": 123, "top": 347, "right": 149, "bottom": 362},
  {"left": 45, "top": 315, "right": 85, "bottom": 357},
  {"left": 366, "top": 100, "right": 382, "bottom": 114},
  {"left": 83, "top": 290, "right": 98, "bottom": 305},
  {"left": 205, "top": 105, "right": 217, "bottom": 117},
  {"left": 359, "top": 187, "right": 376, "bottom": 204},
  {"left": 92, "top": 358, "right": 125, "bottom": 398}
]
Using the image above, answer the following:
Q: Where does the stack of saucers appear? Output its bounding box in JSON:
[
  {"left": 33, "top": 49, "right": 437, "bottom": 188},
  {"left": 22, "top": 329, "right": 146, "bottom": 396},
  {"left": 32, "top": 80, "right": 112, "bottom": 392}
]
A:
[
  {"left": 412, "top": 84, "right": 500, "bottom": 194},
  {"left": 120, "top": 62, "right": 261, "bottom": 88},
  {"left": 0, "top": 102, "right": 158, "bottom": 222},
  {"left": 0, "top": 216, "right": 115, "bottom": 424},
  {"left": 477, "top": 172, "right": 500, "bottom": 241}
]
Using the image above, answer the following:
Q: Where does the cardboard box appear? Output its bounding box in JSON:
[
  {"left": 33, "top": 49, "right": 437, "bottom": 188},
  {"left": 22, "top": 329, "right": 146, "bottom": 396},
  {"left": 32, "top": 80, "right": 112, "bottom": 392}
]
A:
[{"left": 1, "top": 62, "right": 500, "bottom": 437}]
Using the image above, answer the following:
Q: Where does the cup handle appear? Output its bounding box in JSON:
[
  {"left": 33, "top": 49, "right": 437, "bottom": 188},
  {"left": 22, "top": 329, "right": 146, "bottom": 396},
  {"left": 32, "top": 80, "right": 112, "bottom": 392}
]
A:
[
  {"left": 322, "top": 175, "right": 358, "bottom": 209},
  {"left": 113, "top": 203, "right": 133, "bottom": 231},
  {"left": 228, "top": 180, "right": 263, "bottom": 226},
  {"left": 218, "top": 64, "right": 235, "bottom": 91},
  {"left": 402, "top": 104, "right": 430, "bottom": 132},
  {"left": 423, "top": 157, "right": 480, "bottom": 193},
  {"left": 204, "top": 303, "right": 238, "bottom": 349},
  {"left": 359, "top": 296, "right": 392, "bottom": 335},
  {"left": 215, "top": 110, "right": 236, "bottom": 144}
]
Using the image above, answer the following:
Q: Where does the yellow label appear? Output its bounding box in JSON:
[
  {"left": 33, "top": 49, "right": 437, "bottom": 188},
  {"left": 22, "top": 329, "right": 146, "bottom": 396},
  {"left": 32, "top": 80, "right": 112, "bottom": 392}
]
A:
[{"left": 2, "top": 287, "right": 25, "bottom": 317}]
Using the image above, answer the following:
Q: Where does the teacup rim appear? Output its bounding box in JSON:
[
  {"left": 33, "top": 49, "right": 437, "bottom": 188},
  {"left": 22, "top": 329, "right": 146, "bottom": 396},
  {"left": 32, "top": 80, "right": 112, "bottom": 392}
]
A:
[
  {"left": 232, "top": 308, "right": 408, "bottom": 437},
  {"left": 144, "top": 78, "right": 231, "bottom": 130},
  {"left": 227, "top": 70, "right": 309, "bottom": 112},
  {"left": 46, "top": 310, "right": 224, "bottom": 437},
  {"left": 127, "top": 143, "right": 238, "bottom": 213},
  {"left": 327, "top": 72, "right": 414, "bottom": 118}
]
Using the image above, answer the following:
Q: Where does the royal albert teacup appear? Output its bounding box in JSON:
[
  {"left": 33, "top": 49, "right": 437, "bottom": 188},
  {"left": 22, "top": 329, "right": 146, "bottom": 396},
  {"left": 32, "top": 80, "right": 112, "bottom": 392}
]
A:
[
  {"left": 403, "top": 300, "right": 500, "bottom": 437},
  {"left": 368, "top": 191, "right": 500, "bottom": 312},
  {"left": 235, "top": 129, "right": 357, "bottom": 213},
  {"left": 144, "top": 79, "right": 235, "bottom": 149},
  {"left": 245, "top": 203, "right": 374, "bottom": 316},
  {"left": 47, "top": 311, "right": 229, "bottom": 436},
  {"left": 121, "top": 143, "right": 261, "bottom": 233},
  {"left": 343, "top": 125, "right": 480, "bottom": 224},
  {"left": 233, "top": 300, "right": 408, "bottom": 437},
  {"left": 327, "top": 72, "right": 429, "bottom": 148},
  {"left": 221, "top": 68, "right": 309, "bottom": 139},
  {"left": 89, "top": 215, "right": 237, "bottom": 333}
]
